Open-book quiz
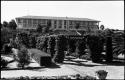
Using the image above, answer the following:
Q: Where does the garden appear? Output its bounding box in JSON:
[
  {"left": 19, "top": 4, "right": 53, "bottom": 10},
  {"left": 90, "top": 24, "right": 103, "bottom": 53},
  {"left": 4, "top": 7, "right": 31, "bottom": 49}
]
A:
[{"left": 1, "top": 26, "right": 124, "bottom": 79}]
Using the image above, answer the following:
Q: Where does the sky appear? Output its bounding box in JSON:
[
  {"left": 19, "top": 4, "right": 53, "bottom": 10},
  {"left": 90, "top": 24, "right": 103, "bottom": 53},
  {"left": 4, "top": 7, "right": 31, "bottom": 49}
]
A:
[{"left": 1, "top": 1, "right": 124, "bottom": 30}]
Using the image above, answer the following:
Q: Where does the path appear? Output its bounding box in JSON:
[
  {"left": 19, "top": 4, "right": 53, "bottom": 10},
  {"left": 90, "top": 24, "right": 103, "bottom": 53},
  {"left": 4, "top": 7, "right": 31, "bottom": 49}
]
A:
[{"left": 1, "top": 56, "right": 124, "bottom": 79}]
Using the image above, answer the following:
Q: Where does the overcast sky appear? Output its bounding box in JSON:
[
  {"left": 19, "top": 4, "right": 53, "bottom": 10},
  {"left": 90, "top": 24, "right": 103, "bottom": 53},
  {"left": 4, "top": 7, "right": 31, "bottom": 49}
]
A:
[{"left": 1, "top": 1, "right": 124, "bottom": 30}]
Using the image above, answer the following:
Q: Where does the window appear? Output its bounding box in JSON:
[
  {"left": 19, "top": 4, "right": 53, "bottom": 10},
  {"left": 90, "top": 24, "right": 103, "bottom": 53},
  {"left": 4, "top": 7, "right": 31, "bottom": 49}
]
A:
[
  {"left": 59, "top": 25, "right": 62, "bottom": 28},
  {"left": 64, "top": 20, "right": 66, "bottom": 25},
  {"left": 93, "top": 22, "right": 98, "bottom": 25},
  {"left": 85, "top": 22, "right": 88, "bottom": 25},
  {"left": 81, "top": 21, "right": 85, "bottom": 25},
  {"left": 23, "top": 23, "right": 27, "bottom": 27},
  {"left": 58, "top": 20, "right": 62, "bottom": 25},
  {"left": 23, "top": 19, "right": 27, "bottom": 24},
  {"left": 89, "top": 22, "right": 92, "bottom": 25},
  {"left": 41, "top": 19, "right": 46, "bottom": 24},
  {"left": 54, "top": 20, "right": 57, "bottom": 25},
  {"left": 64, "top": 26, "right": 66, "bottom": 29},
  {"left": 69, "top": 26, "right": 73, "bottom": 29},
  {"left": 33, "top": 19, "right": 37, "bottom": 24},
  {"left": 28, "top": 19, "right": 32, "bottom": 24},
  {"left": 69, "top": 21, "right": 73, "bottom": 25},
  {"left": 54, "top": 25, "right": 56, "bottom": 28},
  {"left": 18, "top": 19, "right": 22, "bottom": 23},
  {"left": 38, "top": 19, "right": 41, "bottom": 24}
]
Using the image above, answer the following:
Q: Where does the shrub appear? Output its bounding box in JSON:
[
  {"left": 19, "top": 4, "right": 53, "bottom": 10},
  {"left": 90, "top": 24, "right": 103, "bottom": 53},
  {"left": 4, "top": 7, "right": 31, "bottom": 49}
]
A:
[
  {"left": 106, "top": 36, "right": 113, "bottom": 62},
  {"left": 1, "top": 28, "right": 17, "bottom": 50},
  {"left": 1, "top": 57, "right": 8, "bottom": 68},
  {"left": 86, "top": 34, "right": 104, "bottom": 63},
  {"left": 17, "top": 46, "right": 30, "bottom": 68}
]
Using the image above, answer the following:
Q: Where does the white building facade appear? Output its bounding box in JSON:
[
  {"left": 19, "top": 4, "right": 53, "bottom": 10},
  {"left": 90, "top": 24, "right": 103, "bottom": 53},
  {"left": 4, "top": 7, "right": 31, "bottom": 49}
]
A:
[{"left": 15, "top": 16, "right": 100, "bottom": 31}]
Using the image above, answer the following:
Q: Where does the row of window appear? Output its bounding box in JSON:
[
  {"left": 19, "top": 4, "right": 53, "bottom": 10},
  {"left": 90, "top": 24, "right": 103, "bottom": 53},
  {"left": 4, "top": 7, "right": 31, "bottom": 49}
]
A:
[
  {"left": 18, "top": 19, "right": 46, "bottom": 24},
  {"left": 18, "top": 19, "right": 98, "bottom": 26}
]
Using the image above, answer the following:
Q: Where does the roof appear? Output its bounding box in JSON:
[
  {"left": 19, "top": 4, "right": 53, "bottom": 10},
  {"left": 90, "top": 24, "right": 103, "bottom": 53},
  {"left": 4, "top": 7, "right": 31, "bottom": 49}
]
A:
[{"left": 16, "top": 15, "right": 100, "bottom": 22}]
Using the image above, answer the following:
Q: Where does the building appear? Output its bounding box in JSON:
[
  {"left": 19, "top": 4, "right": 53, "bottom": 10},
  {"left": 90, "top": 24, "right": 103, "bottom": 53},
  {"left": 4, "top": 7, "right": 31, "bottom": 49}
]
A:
[{"left": 15, "top": 16, "right": 100, "bottom": 31}]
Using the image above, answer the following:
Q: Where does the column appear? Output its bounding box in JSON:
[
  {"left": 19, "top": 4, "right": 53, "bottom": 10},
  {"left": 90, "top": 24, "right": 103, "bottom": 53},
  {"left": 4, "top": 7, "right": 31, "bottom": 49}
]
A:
[
  {"left": 56, "top": 20, "right": 59, "bottom": 29},
  {"left": 31, "top": 19, "right": 33, "bottom": 27},
  {"left": 45, "top": 19, "right": 47, "bottom": 26},
  {"left": 75, "top": 40, "right": 80, "bottom": 58},
  {"left": 26, "top": 19, "right": 28, "bottom": 27},
  {"left": 52, "top": 36, "right": 59, "bottom": 63},
  {"left": 51, "top": 20, "right": 54, "bottom": 29},
  {"left": 66, "top": 20, "right": 69, "bottom": 30},
  {"left": 62, "top": 20, "right": 64, "bottom": 29},
  {"left": 47, "top": 36, "right": 51, "bottom": 54}
]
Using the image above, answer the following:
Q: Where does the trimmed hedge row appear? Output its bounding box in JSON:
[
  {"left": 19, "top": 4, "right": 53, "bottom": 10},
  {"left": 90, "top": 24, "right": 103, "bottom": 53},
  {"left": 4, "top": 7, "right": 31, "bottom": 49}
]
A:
[
  {"left": 0, "top": 74, "right": 96, "bottom": 80},
  {"left": 29, "top": 49, "right": 51, "bottom": 66}
]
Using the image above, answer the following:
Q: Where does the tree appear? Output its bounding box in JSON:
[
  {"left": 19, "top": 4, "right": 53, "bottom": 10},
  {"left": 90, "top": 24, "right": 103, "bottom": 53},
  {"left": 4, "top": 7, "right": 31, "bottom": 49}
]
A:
[
  {"left": 86, "top": 34, "right": 105, "bottom": 63},
  {"left": 8, "top": 19, "right": 17, "bottom": 29},
  {"left": 100, "top": 25, "right": 105, "bottom": 30},
  {"left": 112, "top": 31, "right": 124, "bottom": 55},
  {"left": 43, "top": 26, "right": 50, "bottom": 34},
  {"left": 17, "top": 45, "right": 30, "bottom": 68},
  {"left": 1, "top": 23, "right": 3, "bottom": 29},
  {"left": 103, "top": 28, "right": 113, "bottom": 37},
  {"left": 3, "top": 21, "right": 8, "bottom": 28},
  {"left": 106, "top": 36, "right": 113, "bottom": 62},
  {"left": 1, "top": 57, "right": 8, "bottom": 68},
  {"left": 36, "top": 24, "right": 43, "bottom": 33}
]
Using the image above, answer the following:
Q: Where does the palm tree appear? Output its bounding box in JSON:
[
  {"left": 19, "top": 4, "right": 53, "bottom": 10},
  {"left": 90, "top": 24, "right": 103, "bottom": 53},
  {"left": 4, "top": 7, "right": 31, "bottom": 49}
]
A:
[{"left": 112, "top": 31, "right": 124, "bottom": 56}]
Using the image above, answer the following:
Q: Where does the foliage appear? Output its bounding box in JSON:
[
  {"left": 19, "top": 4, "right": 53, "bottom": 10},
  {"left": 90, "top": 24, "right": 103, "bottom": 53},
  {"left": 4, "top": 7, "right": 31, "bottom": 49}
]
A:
[
  {"left": 36, "top": 23, "right": 51, "bottom": 34},
  {"left": 100, "top": 25, "right": 105, "bottom": 30},
  {"left": 36, "top": 36, "right": 48, "bottom": 52},
  {"left": 36, "top": 24, "right": 43, "bottom": 33},
  {"left": 106, "top": 36, "right": 113, "bottom": 62},
  {"left": 8, "top": 19, "right": 17, "bottom": 30},
  {"left": 94, "top": 29, "right": 124, "bottom": 56},
  {"left": 80, "top": 53, "right": 91, "bottom": 60},
  {"left": 52, "top": 36, "right": 67, "bottom": 63},
  {"left": 86, "top": 34, "right": 105, "bottom": 62},
  {"left": 16, "top": 32, "right": 30, "bottom": 48},
  {"left": 30, "top": 49, "right": 51, "bottom": 66},
  {"left": 1, "top": 28, "right": 17, "bottom": 50},
  {"left": 112, "top": 31, "right": 124, "bottom": 55},
  {"left": 1, "top": 23, "right": 3, "bottom": 28},
  {"left": 2, "top": 21, "right": 8, "bottom": 28},
  {"left": 1, "top": 57, "right": 8, "bottom": 68},
  {"left": 96, "top": 70, "right": 108, "bottom": 79},
  {"left": 17, "top": 46, "right": 30, "bottom": 68},
  {"left": 103, "top": 28, "right": 114, "bottom": 37},
  {"left": 29, "top": 35, "right": 37, "bottom": 48},
  {"left": 1, "top": 75, "right": 96, "bottom": 79}
]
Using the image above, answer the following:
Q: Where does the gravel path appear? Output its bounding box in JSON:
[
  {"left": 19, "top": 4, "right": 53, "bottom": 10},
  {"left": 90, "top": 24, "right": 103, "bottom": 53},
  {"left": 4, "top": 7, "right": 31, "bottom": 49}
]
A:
[
  {"left": 1, "top": 57, "right": 124, "bottom": 79},
  {"left": 63, "top": 58, "right": 124, "bottom": 79}
]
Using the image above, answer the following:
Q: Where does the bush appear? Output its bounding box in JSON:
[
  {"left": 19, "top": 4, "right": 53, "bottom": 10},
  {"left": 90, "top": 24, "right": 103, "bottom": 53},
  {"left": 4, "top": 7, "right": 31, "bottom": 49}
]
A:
[
  {"left": 80, "top": 53, "right": 91, "bottom": 60},
  {"left": 16, "top": 32, "right": 30, "bottom": 48},
  {"left": 1, "top": 28, "right": 17, "bottom": 50},
  {"left": 1, "top": 57, "right": 8, "bottom": 68},
  {"left": 17, "top": 46, "right": 30, "bottom": 68},
  {"left": 86, "top": 34, "right": 104, "bottom": 63},
  {"left": 106, "top": 36, "right": 113, "bottom": 62}
]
